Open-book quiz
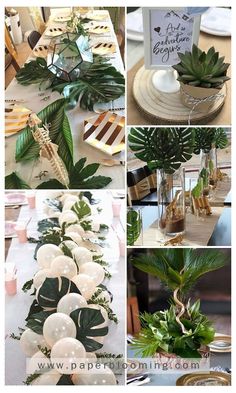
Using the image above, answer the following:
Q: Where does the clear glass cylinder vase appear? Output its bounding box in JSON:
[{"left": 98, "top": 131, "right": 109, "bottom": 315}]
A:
[
  {"left": 127, "top": 207, "right": 143, "bottom": 246},
  {"left": 157, "top": 168, "right": 185, "bottom": 235}
]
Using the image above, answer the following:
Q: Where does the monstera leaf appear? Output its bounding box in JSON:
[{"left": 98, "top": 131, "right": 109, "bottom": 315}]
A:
[
  {"left": 193, "top": 128, "right": 216, "bottom": 154},
  {"left": 16, "top": 57, "right": 54, "bottom": 86},
  {"left": 37, "top": 277, "right": 80, "bottom": 310},
  {"left": 52, "top": 56, "right": 125, "bottom": 110},
  {"left": 37, "top": 218, "right": 60, "bottom": 233},
  {"left": 128, "top": 128, "right": 194, "bottom": 174},
  {"left": 70, "top": 308, "right": 108, "bottom": 352},
  {"left": 26, "top": 310, "right": 54, "bottom": 334},
  {"left": 213, "top": 128, "right": 228, "bottom": 149},
  {"left": 71, "top": 200, "right": 91, "bottom": 220},
  {"left": 127, "top": 210, "right": 142, "bottom": 246},
  {"left": 15, "top": 98, "right": 73, "bottom": 171}
]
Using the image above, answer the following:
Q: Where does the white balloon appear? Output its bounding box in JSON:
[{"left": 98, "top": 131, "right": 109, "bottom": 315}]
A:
[
  {"left": 79, "top": 240, "right": 103, "bottom": 254},
  {"left": 61, "top": 194, "right": 79, "bottom": 206},
  {"left": 60, "top": 240, "right": 78, "bottom": 252},
  {"left": 72, "top": 365, "right": 116, "bottom": 385},
  {"left": 50, "top": 255, "right": 77, "bottom": 279},
  {"left": 79, "top": 262, "right": 105, "bottom": 286},
  {"left": 51, "top": 338, "right": 86, "bottom": 375},
  {"left": 31, "top": 370, "right": 61, "bottom": 385},
  {"left": 72, "top": 274, "right": 96, "bottom": 300},
  {"left": 65, "top": 224, "right": 85, "bottom": 237},
  {"left": 63, "top": 200, "right": 78, "bottom": 211},
  {"left": 65, "top": 232, "right": 82, "bottom": 245},
  {"left": 20, "top": 329, "right": 47, "bottom": 356},
  {"left": 72, "top": 247, "right": 93, "bottom": 266},
  {"left": 33, "top": 269, "right": 54, "bottom": 289},
  {"left": 85, "top": 352, "right": 97, "bottom": 360},
  {"left": 43, "top": 313, "right": 76, "bottom": 347},
  {"left": 84, "top": 231, "right": 97, "bottom": 240},
  {"left": 59, "top": 210, "right": 78, "bottom": 227},
  {"left": 57, "top": 293, "right": 87, "bottom": 315},
  {"left": 28, "top": 351, "right": 47, "bottom": 374},
  {"left": 37, "top": 244, "right": 63, "bottom": 269}
]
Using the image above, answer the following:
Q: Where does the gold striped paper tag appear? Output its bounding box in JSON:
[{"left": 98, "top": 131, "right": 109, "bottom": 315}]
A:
[
  {"left": 5, "top": 104, "right": 32, "bottom": 137},
  {"left": 83, "top": 111, "right": 125, "bottom": 155}
]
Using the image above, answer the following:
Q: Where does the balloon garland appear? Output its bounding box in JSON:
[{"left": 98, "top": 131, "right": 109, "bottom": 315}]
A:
[{"left": 11, "top": 192, "right": 122, "bottom": 385}]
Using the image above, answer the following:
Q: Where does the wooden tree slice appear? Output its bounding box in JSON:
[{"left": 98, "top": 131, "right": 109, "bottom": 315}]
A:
[{"left": 133, "top": 66, "right": 226, "bottom": 125}]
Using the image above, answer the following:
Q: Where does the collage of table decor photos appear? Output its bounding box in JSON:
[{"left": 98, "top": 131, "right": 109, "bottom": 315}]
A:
[{"left": 2, "top": 1, "right": 234, "bottom": 389}]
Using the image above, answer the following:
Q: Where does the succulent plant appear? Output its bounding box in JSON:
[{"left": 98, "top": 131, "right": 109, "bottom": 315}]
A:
[{"left": 173, "top": 44, "right": 230, "bottom": 89}]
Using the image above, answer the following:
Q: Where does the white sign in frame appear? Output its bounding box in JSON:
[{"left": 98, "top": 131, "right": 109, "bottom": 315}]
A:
[{"left": 143, "top": 7, "right": 201, "bottom": 69}]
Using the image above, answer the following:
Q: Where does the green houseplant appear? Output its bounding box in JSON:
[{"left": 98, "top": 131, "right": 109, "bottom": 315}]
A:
[
  {"left": 172, "top": 45, "right": 230, "bottom": 112},
  {"left": 128, "top": 128, "right": 195, "bottom": 235},
  {"left": 130, "top": 248, "right": 227, "bottom": 358}
]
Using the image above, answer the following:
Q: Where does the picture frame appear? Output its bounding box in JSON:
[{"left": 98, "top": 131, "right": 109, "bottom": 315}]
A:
[{"left": 143, "top": 7, "right": 201, "bottom": 70}]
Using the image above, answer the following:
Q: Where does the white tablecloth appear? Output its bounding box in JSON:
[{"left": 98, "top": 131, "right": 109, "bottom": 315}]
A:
[
  {"left": 5, "top": 10, "right": 125, "bottom": 189},
  {"left": 5, "top": 191, "right": 126, "bottom": 385}
]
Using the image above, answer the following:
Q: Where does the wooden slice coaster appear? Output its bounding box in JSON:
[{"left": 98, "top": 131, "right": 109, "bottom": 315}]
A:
[{"left": 133, "top": 65, "right": 226, "bottom": 125}]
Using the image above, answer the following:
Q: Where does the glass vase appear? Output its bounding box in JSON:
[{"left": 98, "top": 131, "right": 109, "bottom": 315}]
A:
[
  {"left": 157, "top": 168, "right": 185, "bottom": 236},
  {"left": 199, "top": 148, "right": 217, "bottom": 196},
  {"left": 127, "top": 207, "right": 143, "bottom": 246}
]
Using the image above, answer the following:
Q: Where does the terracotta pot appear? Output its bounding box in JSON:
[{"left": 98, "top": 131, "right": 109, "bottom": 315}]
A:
[{"left": 180, "top": 82, "right": 224, "bottom": 113}]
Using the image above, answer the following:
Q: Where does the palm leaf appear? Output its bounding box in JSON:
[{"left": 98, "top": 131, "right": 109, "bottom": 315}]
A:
[
  {"left": 128, "top": 128, "right": 194, "bottom": 174},
  {"left": 182, "top": 249, "right": 227, "bottom": 292},
  {"left": 5, "top": 172, "right": 31, "bottom": 189},
  {"left": 127, "top": 210, "right": 142, "bottom": 246},
  {"left": 15, "top": 98, "right": 73, "bottom": 171}
]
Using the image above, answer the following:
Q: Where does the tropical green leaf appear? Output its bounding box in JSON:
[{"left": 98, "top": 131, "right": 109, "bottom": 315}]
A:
[
  {"left": 70, "top": 307, "right": 108, "bottom": 352},
  {"left": 127, "top": 210, "right": 142, "bottom": 246},
  {"left": 69, "top": 158, "right": 112, "bottom": 189},
  {"left": 36, "top": 179, "right": 66, "bottom": 189},
  {"left": 193, "top": 128, "right": 216, "bottom": 154},
  {"left": 44, "top": 198, "right": 62, "bottom": 212},
  {"left": 52, "top": 55, "right": 125, "bottom": 110},
  {"left": 128, "top": 128, "right": 194, "bottom": 174},
  {"left": 37, "top": 277, "right": 81, "bottom": 310},
  {"left": 213, "top": 128, "right": 228, "bottom": 149},
  {"left": 15, "top": 98, "right": 73, "bottom": 171},
  {"left": 57, "top": 375, "right": 74, "bottom": 385},
  {"left": 71, "top": 200, "right": 91, "bottom": 220},
  {"left": 37, "top": 218, "right": 60, "bottom": 233},
  {"left": 25, "top": 300, "right": 43, "bottom": 322},
  {"left": 15, "top": 57, "right": 54, "bottom": 86},
  {"left": 5, "top": 172, "right": 31, "bottom": 189},
  {"left": 26, "top": 311, "right": 54, "bottom": 334}
]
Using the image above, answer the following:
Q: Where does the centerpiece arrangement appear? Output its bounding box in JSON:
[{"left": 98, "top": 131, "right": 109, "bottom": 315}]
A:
[
  {"left": 5, "top": 11, "right": 125, "bottom": 189},
  {"left": 10, "top": 192, "right": 122, "bottom": 385},
  {"left": 128, "top": 128, "right": 195, "bottom": 236},
  {"left": 130, "top": 248, "right": 227, "bottom": 360},
  {"left": 173, "top": 45, "right": 230, "bottom": 113}
]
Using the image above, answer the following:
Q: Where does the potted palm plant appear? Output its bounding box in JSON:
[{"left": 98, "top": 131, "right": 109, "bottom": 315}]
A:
[
  {"left": 128, "top": 128, "right": 195, "bottom": 235},
  {"left": 172, "top": 45, "right": 230, "bottom": 113},
  {"left": 130, "top": 248, "right": 227, "bottom": 360}
]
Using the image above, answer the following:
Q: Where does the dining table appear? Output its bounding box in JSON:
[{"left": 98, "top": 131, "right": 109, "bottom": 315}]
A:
[
  {"left": 5, "top": 9, "right": 125, "bottom": 189},
  {"left": 127, "top": 345, "right": 231, "bottom": 386},
  {"left": 5, "top": 190, "right": 126, "bottom": 385}
]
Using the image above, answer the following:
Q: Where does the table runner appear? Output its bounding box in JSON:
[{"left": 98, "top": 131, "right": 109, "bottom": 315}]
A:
[{"left": 5, "top": 191, "right": 125, "bottom": 385}]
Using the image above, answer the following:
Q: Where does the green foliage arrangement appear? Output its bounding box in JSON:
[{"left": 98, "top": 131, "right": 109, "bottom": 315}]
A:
[
  {"left": 128, "top": 128, "right": 195, "bottom": 174},
  {"left": 130, "top": 248, "right": 227, "bottom": 358}
]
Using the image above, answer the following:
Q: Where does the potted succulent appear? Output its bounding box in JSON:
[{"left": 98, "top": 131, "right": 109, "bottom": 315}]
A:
[
  {"left": 192, "top": 128, "right": 228, "bottom": 197},
  {"left": 128, "top": 128, "right": 195, "bottom": 235},
  {"left": 172, "top": 45, "right": 230, "bottom": 113},
  {"left": 130, "top": 248, "right": 227, "bottom": 360}
]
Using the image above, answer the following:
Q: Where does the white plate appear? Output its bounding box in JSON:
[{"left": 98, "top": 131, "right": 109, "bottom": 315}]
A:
[
  {"left": 200, "top": 7, "right": 231, "bottom": 37},
  {"left": 44, "top": 28, "right": 65, "bottom": 38},
  {"left": 5, "top": 221, "right": 17, "bottom": 238},
  {"left": 5, "top": 193, "right": 27, "bottom": 205},
  {"left": 200, "top": 25, "right": 231, "bottom": 37},
  {"left": 127, "top": 29, "right": 144, "bottom": 42}
]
